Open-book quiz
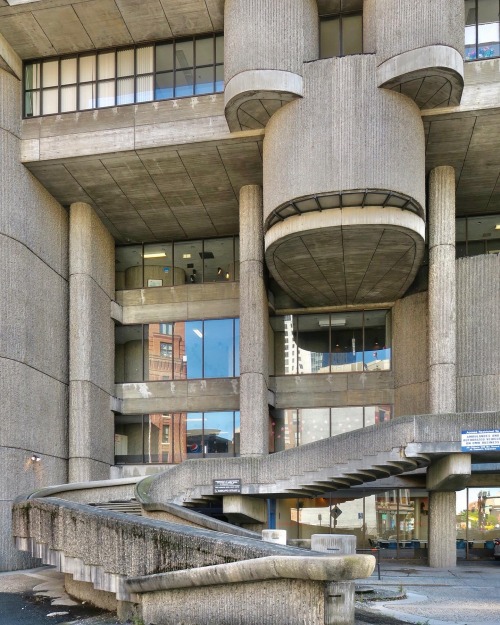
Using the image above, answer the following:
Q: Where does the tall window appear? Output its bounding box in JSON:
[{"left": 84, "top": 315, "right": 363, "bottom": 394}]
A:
[
  {"left": 320, "top": 13, "right": 363, "bottom": 58},
  {"left": 465, "top": 0, "right": 500, "bottom": 60},
  {"left": 24, "top": 33, "right": 224, "bottom": 117},
  {"left": 456, "top": 214, "right": 500, "bottom": 256}
]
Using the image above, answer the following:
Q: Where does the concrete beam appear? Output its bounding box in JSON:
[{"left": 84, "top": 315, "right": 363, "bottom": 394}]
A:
[
  {"left": 222, "top": 495, "right": 267, "bottom": 524},
  {"left": 426, "top": 454, "right": 471, "bottom": 491},
  {"left": 0, "top": 31, "right": 21, "bottom": 79}
]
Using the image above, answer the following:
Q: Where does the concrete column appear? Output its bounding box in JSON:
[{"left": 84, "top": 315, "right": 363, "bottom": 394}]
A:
[
  {"left": 69, "top": 202, "right": 115, "bottom": 482},
  {"left": 239, "top": 185, "right": 269, "bottom": 456},
  {"left": 428, "top": 166, "right": 456, "bottom": 414},
  {"left": 428, "top": 491, "right": 457, "bottom": 568}
]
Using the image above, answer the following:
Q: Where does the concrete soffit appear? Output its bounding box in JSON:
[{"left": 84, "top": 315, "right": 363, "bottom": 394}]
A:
[{"left": 0, "top": 30, "right": 21, "bottom": 78}]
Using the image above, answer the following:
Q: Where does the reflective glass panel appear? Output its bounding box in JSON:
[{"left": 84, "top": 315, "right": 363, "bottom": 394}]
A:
[
  {"left": 115, "top": 325, "right": 144, "bottom": 382},
  {"left": 137, "top": 46, "right": 154, "bottom": 74},
  {"left": 156, "top": 43, "right": 174, "bottom": 72},
  {"left": 136, "top": 75, "right": 153, "bottom": 102},
  {"left": 363, "top": 310, "right": 391, "bottom": 370},
  {"left": 297, "top": 314, "right": 330, "bottom": 374},
  {"left": 216, "top": 35, "right": 224, "bottom": 63},
  {"left": 143, "top": 413, "right": 163, "bottom": 462},
  {"left": 364, "top": 405, "right": 392, "bottom": 427},
  {"left": 215, "top": 65, "right": 224, "bottom": 92},
  {"left": 184, "top": 321, "right": 203, "bottom": 378},
  {"left": 204, "top": 319, "right": 234, "bottom": 378},
  {"left": 330, "top": 407, "right": 363, "bottom": 437},
  {"left": 173, "top": 240, "right": 202, "bottom": 284},
  {"left": 204, "top": 411, "right": 234, "bottom": 456},
  {"left": 196, "top": 37, "right": 214, "bottom": 66},
  {"left": 331, "top": 312, "right": 364, "bottom": 372},
  {"left": 97, "top": 80, "right": 115, "bottom": 107},
  {"left": 115, "top": 414, "right": 144, "bottom": 463},
  {"left": 203, "top": 238, "right": 234, "bottom": 282},
  {"left": 117, "top": 48, "right": 134, "bottom": 77},
  {"left": 176, "top": 40, "right": 194, "bottom": 68},
  {"left": 186, "top": 412, "right": 203, "bottom": 457},
  {"left": 79, "top": 55, "right": 96, "bottom": 82},
  {"left": 273, "top": 409, "right": 298, "bottom": 451},
  {"left": 175, "top": 68, "right": 194, "bottom": 97},
  {"left": 116, "top": 245, "right": 143, "bottom": 289},
  {"left": 234, "top": 318, "right": 240, "bottom": 377},
  {"left": 117, "top": 77, "right": 134, "bottom": 105},
  {"left": 42, "top": 60, "right": 58, "bottom": 87},
  {"left": 25, "top": 91, "right": 40, "bottom": 117},
  {"left": 42, "top": 88, "right": 58, "bottom": 114},
  {"left": 320, "top": 17, "right": 340, "bottom": 58},
  {"left": 79, "top": 83, "right": 96, "bottom": 109},
  {"left": 60, "top": 86, "right": 77, "bottom": 112},
  {"left": 342, "top": 14, "right": 363, "bottom": 55},
  {"left": 98, "top": 52, "right": 115, "bottom": 80},
  {"left": 147, "top": 323, "right": 173, "bottom": 381},
  {"left": 156, "top": 72, "right": 174, "bottom": 100},
  {"left": 299, "top": 408, "right": 330, "bottom": 445},
  {"left": 143, "top": 242, "right": 174, "bottom": 287},
  {"left": 195, "top": 66, "right": 214, "bottom": 94},
  {"left": 25, "top": 63, "right": 41, "bottom": 89}
]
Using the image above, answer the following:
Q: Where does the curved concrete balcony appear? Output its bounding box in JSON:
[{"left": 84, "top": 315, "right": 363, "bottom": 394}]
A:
[
  {"left": 265, "top": 205, "right": 425, "bottom": 307},
  {"left": 377, "top": 45, "right": 464, "bottom": 109}
]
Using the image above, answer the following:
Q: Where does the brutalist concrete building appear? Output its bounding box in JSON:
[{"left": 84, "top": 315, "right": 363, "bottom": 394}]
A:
[{"left": 1, "top": 0, "right": 500, "bottom": 573}]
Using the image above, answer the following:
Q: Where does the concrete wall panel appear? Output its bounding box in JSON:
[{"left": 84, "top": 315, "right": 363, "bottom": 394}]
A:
[
  {"left": 263, "top": 55, "right": 425, "bottom": 221},
  {"left": 392, "top": 292, "right": 429, "bottom": 417},
  {"left": 375, "top": 0, "right": 465, "bottom": 63}
]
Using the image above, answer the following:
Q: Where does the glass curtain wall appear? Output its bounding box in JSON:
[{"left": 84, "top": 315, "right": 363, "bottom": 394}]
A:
[
  {"left": 465, "top": 0, "right": 500, "bottom": 60},
  {"left": 115, "top": 319, "right": 240, "bottom": 383},
  {"left": 271, "top": 310, "right": 391, "bottom": 375},
  {"left": 456, "top": 487, "right": 500, "bottom": 558},
  {"left": 115, "top": 237, "right": 238, "bottom": 290},
  {"left": 115, "top": 411, "right": 240, "bottom": 464},
  {"left": 24, "top": 33, "right": 224, "bottom": 117},
  {"left": 456, "top": 214, "right": 500, "bottom": 257},
  {"left": 272, "top": 405, "right": 393, "bottom": 450}
]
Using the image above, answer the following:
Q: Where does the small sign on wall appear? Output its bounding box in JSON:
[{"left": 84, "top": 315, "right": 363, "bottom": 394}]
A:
[
  {"left": 213, "top": 478, "right": 242, "bottom": 494},
  {"left": 461, "top": 429, "right": 500, "bottom": 452}
]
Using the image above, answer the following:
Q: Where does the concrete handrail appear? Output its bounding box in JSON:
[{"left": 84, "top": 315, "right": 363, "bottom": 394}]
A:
[
  {"left": 14, "top": 477, "right": 142, "bottom": 502},
  {"left": 126, "top": 554, "right": 375, "bottom": 593}
]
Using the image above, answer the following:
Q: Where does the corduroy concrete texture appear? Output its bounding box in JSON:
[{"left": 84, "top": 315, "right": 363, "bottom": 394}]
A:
[
  {"left": 0, "top": 65, "right": 69, "bottom": 571},
  {"left": 428, "top": 491, "right": 458, "bottom": 569},
  {"left": 69, "top": 203, "right": 115, "bottom": 483},
  {"left": 428, "top": 166, "right": 456, "bottom": 414},
  {"left": 457, "top": 254, "right": 500, "bottom": 412},
  {"left": 375, "top": 0, "right": 465, "bottom": 63}
]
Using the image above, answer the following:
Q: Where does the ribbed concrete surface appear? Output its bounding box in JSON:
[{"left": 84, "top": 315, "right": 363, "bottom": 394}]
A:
[
  {"left": 0, "top": 66, "right": 69, "bottom": 571},
  {"left": 264, "top": 55, "right": 425, "bottom": 220},
  {"left": 376, "top": 0, "right": 465, "bottom": 63},
  {"left": 224, "top": 0, "right": 317, "bottom": 82},
  {"left": 429, "top": 491, "right": 457, "bottom": 568},
  {"left": 457, "top": 254, "right": 500, "bottom": 412}
]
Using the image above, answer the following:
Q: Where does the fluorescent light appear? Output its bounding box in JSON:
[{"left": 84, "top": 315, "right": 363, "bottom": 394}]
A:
[
  {"left": 495, "top": 225, "right": 500, "bottom": 230},
  {"left": 183, "top": 253, "right": 192, "bottom": 258},
  {"left": 143, "top": 252, "right": 166, "bottom": 259},
  {"left": 193, "top": 329, "right": 203, "bottom": 338},
  {"left": 318, "top": 318, "right": 346, "bottom": 327}
]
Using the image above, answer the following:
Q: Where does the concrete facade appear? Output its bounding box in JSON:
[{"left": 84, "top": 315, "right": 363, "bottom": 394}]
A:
[{"left": 0, "top": 0, "right": 498, "bottom": 585}]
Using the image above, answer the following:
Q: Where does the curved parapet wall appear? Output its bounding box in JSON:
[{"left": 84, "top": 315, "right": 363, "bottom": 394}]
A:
[
  {"left": 375, "top": 0, "right": 464, "bottom": 108},
  {"left": 263, "top": 55, "right": 426, "bottom": 306},
  {"left": 224, "top": 0, "right": 318, "bottom": 130}
]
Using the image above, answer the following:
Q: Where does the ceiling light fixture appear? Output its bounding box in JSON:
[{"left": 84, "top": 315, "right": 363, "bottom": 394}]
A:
[
  {"left": 193, "top": 329, "right": 203, "bottom": 338},
  {"left": 143, "top": 252, "right": 166, "bottom": 259}
]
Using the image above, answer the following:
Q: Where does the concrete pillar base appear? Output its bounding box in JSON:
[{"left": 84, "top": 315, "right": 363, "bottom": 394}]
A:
[{"left": 429, "top": 491, "right": 457, "bottom": 568}]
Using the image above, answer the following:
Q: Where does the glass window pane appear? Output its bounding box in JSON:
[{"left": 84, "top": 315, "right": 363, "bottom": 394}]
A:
[
  {"left": 42, "top": 60, "right": 58, "bottom": 88},
  {"left": 300, "top": 408, "right": 330, "bottom": 444},
  {"left": 97, "top": 80, "right": 115, "bottom": 108},
  {"left": 297, "top": 314, "right": 330, "bottom": 374},
  {"left": 186, "top": 412, "right": 203, "bottom": 457},
  {"left": 173, "top": 240, "right": 202, "bottom": 284},
  {"left": 331, "top": 312, "right": 364, "bottom": 372},
  {"left": 136, "top": 74, "right": 153, "bottom": 102},
  {"left": 60, "top": 85, "right": 77, "bottom": 112},
  {"left": 79, "top": 83, "right": 96, "bottom": 110},
  {"left": 202, "top": 238, "right": 233, "bottom": 282},
  {"left": 175, "top": 67, "right": 194, "bottom": 97},
  {"left": 137, "top": 45, "right": 154, "bottom": 74},
  {"left": 116, "top": 245, "right": 143, "bottom": 289},
  {"left": 184, "top": 321, "right": 203, "bottom": 378},
  {"left": 79, "top": 55, "right": 96, "bottom": 82},
  {"left": 117, "top": 77, "right": 134, "bottom": 105},
  {"left": 465, "top": 0, "right": 477, "bottom": 25},
  {"left": 143, "top": 242, "right": 174, "bottom": 286},
  {"left": 234, "top": 318, "right": 240, "bottom": 377},
  {"left": 42, "top": 88, "right": 58, "bottom": 114},
  {"left": 147, "top": 323, "right": 173, "bottom": 381},
  {"left": 342, "top": 14, "right": 363, "bottom": 55},
  {"left": 156, "top": 43, "right": 174, "bottom": 72},
  {"left": 364, "top": 310, "right": 391, "bottom": 371},
  {"left": 216, "top": 35, "right": 224, "bottom": 63},
  {"left": 115, "top": 324, "right": 144, "bottom": 382},
  {"left": 155, "top": 72, "right": 174, "bottom": 100},
  {"left": 98, "top": 52, "right": 115, "bottom": 80},
  {"left": 215, "top": 65, "right": 224, "bottom": 92},
  {"left": 320, "top": 17, "right": 340, "bottom": 58},
  {"left": 273, "top": 409, "right": 298, "bottom": 451},
  {"left": 115, "top": 414, "right": 144, "bottom": 463},
  {"left": 60, "top": 58, "right": 77, "bottom": 85},
  {"left": 364, "top": 405, "right": 392, "bottom": 427},
  {"left": 479, "top": 0, "right": 500, "bottom": 23},
  {"left": 176, "top": 40, "right": 194, "bottom": 68},
  {"left": 204, "top": 318, "right": 234, "bottom": 378},
  {"left": 25, "top": 63, "right": 41, "bottom": 89},
  {"left": 143, "top": 413, "right": 163, "bottom": 462},
  {"left": 331, "top": 407, "right": 363, "bottom": 437},
  {"left": 456, "top": 217, "right": 467, "bottom": 242},
  {"left": 25, "top": 91, "right": 40, "bottom": 117},
  {"left": 271, "top": 315, "right": 297, "bottom": 375},
  {"left": 195, "top": 66, "right": 214, "bottom": 94},
  {"left": 117, "top": 48, "right": 134, "bottom": 77},
  {"left": 196, "top": 37, "right": 214, "bottom": 66},
  {"left": 204, "top": 411, "right": 234, "bottom": 456}
]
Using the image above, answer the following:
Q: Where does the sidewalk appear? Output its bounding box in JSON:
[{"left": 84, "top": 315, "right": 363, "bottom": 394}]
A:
[{"left": 356, "top": 560, "right": 500, "bottom": 625}]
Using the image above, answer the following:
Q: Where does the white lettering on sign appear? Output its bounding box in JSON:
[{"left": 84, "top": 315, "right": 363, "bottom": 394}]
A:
[{"left": 461, "top": 430, "right": 500, "bottom": 452}]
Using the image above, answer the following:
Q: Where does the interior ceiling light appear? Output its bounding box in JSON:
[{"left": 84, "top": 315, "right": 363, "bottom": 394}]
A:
[
  {"left": 495, "top": 225, "right": 500, "bottom": 230},
  {"left": 143, "top": 252, "right": 166, "bottom": 258},
  {"left": 183, "top": 253, "right": 192, "bottom": 258},
  {"left": 318, "top": 318, "right": 346, "bottom": 327},
  {"left": 193, "top": 328, "right": 203, "bottom": 338}
]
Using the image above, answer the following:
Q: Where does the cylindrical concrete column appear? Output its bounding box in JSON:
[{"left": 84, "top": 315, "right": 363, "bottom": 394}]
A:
[
  {"left": 239, "top": 185, "right": 269, "bottom": 456},
  {"left": 69, "top": 202, "right": 115, "bottom": 482},
  {"left": 429, "top": 491, "right": 457, "bottom": 568},
  {"left": 428, "top": 166, "right": 456, "bottom": 414}
]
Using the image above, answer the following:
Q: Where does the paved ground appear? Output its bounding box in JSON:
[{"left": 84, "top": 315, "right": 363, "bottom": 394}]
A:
[{"left": 1, "top": 560, "right": 500, "bottom": 624}]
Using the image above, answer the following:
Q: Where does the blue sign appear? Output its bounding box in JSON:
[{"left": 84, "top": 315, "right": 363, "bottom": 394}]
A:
[
  {"left": 461, "top": 430, "right": 500, "bottom": 452},
  {"left": 163, "top": 267, "right": 170, "bottom": 273}
]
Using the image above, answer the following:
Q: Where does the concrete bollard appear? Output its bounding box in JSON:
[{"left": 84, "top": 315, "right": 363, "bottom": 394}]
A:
[
  {"left": 262, "top": 529, "right": 287, "bottom": 545},
  {"left": 311, "top": 534, "right": 356, "bottom": 555}
]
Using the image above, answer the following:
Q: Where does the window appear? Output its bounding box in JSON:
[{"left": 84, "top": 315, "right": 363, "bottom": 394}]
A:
[
  {"left": 115, "top": 236, "right": 239, "bottom": 290},
  {"left": 465, "top": 0, "right": 500, "bottom": 60},
  {"left": 115, "top": 318, "right": 240, "bottom": 383},
  {"left": 271, "top": 310, "right": 391, "bottom": 375},
  {"left": 320, "top": 13, "right": 363, "bottom": 58},
  {"left": 24, "top": 33, "right": 224, "bottom": 117},
  {"left": 115, "top": 411, "right": 240, "bottom": 464},
  {"left": 456, "top": 214, "right": 500, "bottom": 256}
]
